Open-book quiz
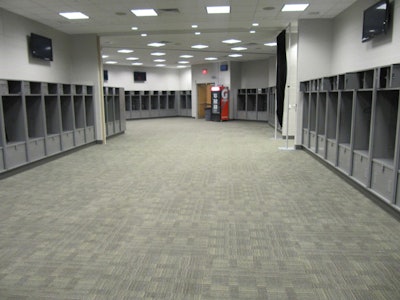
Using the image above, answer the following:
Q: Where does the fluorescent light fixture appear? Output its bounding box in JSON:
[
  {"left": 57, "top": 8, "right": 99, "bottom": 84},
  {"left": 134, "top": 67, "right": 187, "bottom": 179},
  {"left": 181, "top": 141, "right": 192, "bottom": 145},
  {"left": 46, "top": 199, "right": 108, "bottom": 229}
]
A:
[
  {"left": 252, "top": 23, "right": 259, "bottom": 26},
  {"left": 151, "top": 52, "right": 166, "bottom": 56},
  {"left": 205, "top": 57, "right": 218, "bottom": 60},
  {"left": 191, "top": 44, "right": 208, "bottom": 49},
  {"left": 59, "top": 12, "right": 89, "bottom": 19},
  {"left": 250, "top": 30, "right": 256, "bottom": 34},
  {"left": 154, "top": 59, "right": 166, "bottom": 62},
  {"left": 195, "top": 32, "right": 201, "bottom": 35},
  {"left": 231, "top": 46, "right": 247, "bottom": 51},
  {"left": 131, "top": 27, "right": 138, "bottom": 30},
  {"left": 229, "top": 54, "right": 243, "bottom": 57},
  {"left": 156, "top": 64, "right": 166, "bottom": 67},
  {"left": 281, "top": 4, "right": 309, "bottom": 12},
  {"left": 206, "top": 6, "right": 230, "bottom": 14},
  {"left": 105, "top": 61, "right": 118, "bottom": 64},
  {"left": 177, "top": 65, "right": 187, "bottom": 68},
  {"left": 264, "top": 42, "right": 277, "bottom": 46},
  {"left": 132, "top": 62, "right": 143, "bottom": 65},
  {"left": 178, "top": 61, "right": 190, "bottom": 64},
  {"left": 141, "top": 33, "right": 148, "bottom": 37},
  {"left": 118, "top": 49, "right": 134, "bottom": 53},
  {"left": 126, "top": 57, "right": 139, "bottom": 60},
  {"left": 102, "top": 55, "right": 109, "bottom": 58},
  {"left": 222, "top": 39, "right": 241, "bottom": 44},
  {"left": 180, "top": 55, "right": 193, "bottom": 58},
  {"left": 148, "top": 42, "right": 166, "bottom": 47},
  {"left": 131, "top": 9, "right": 158, "bottom": 17},
  {"left": 192, "top": 24, "right": 198, "bottom": 28}
]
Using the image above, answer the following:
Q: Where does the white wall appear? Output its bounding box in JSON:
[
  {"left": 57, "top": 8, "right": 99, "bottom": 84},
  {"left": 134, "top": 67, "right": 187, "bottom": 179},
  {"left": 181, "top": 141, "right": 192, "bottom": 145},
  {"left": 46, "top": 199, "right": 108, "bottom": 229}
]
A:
[
  {"left": 331, "top": 0, "right": 400, "bottom": 74},
  {"left": 0, "top": 8, "right": 73, "bottom": 83},
  {"left": 240, "top": 59, "right": 270, "bottom": 88},
  {"left": 103, "top": 64, "right": 191, "bottom": 91},
  {"left": 297, "top": 19, "right": 333, "bottom": 81}
]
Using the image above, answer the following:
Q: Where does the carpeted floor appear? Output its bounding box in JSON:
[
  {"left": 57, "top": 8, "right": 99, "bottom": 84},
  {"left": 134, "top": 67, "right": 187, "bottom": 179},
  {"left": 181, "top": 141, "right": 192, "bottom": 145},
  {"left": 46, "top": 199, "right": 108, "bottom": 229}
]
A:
[{"left": 0, "top": 118, "right": 399, "bottom": 300}]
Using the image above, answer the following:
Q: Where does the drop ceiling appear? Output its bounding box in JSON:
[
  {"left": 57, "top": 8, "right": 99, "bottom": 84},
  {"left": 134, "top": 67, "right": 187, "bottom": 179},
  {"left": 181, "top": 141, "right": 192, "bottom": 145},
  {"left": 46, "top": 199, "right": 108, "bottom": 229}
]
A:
[{"left": 0, "top": 0, "right": 357, "bottom": 68}]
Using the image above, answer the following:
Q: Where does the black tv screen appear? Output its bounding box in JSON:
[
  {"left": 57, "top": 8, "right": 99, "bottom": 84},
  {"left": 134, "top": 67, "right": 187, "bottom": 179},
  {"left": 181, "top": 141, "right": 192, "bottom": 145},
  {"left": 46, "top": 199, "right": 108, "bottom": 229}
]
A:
[
  {"left": 29, "top": 33, "right": 53, "bottom": 61},
  {"left": 134, "top": 71, "right": 146, "bottom": 82},
  {"left": 362, "top": 0, "right": 390, "bottom": 42}
]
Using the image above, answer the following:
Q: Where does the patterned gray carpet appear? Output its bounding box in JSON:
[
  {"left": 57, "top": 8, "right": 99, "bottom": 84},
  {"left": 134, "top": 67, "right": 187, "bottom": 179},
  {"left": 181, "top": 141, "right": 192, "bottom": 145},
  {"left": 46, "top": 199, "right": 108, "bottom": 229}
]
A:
[{"left": 0, "top": 118, "right": 399, "bottom": 300}]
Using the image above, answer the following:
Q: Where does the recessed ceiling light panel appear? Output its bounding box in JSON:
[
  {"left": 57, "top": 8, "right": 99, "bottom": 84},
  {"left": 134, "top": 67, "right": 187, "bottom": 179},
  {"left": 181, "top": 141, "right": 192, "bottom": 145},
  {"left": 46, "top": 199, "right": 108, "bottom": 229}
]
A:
[
  {"left": 59, "top": 12, "right": 89, "bottom": 19},
  {"left": 191, "top": 44, "right": 209, "bottom": 49},
  {"left": 231, "top": 47, "right": 247, "bottom": 51},
  {"left": 178, "top": 61, "right": 190, "bottom": 64},
  {"left": 105, "top": 61, "right": 118, "bottom": 64},
  {"left": 154, "top": 59, "right": 166, "bottom": 62},
  {"left": 148, "top": 42, "right": 166, "bottom": 47},
  {"left": 132, "top": 62, "right": 143, "bottom": 66},
  {"left": 222, "top": 39, "right": 241, "bottom": 44},
  {"left": 264, "top": 42, "right": 277, "bottom": 46},
  {"left": 126, "top": 57, "right": 139, "bottom": 60},
  {"left": 206, "top": 6, "right": 230, "bottom": 14},
  {"left": 131, "top": 9, "right": 158, "bottom": 17},
  {"left": 229, "top": 54, "right": 243, "bottom": 57},
  {"left": 118, "top": 49, "right": 134, "bottom": 53},
  {"left": 151, "top": 52, "right": 166, "bottom": 56},
  {"left": 281, "top": 4, "right": 309, "bottom": 12},
  {"left": 156, "top": 64, "right": 166, "bottom": 67},
  {"left": 205, "top": 57, "right": 218, "bottom": 61},
  {"left": 180, "top": 55, "right": 193, "bottom": 58}
]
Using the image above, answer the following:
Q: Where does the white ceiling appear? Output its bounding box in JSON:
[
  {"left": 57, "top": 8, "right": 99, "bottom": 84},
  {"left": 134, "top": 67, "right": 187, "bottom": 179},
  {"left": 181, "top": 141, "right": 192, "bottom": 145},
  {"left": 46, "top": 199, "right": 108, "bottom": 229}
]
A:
[{"left": 0, "top": 0, "right": 357, "bottom": 68}]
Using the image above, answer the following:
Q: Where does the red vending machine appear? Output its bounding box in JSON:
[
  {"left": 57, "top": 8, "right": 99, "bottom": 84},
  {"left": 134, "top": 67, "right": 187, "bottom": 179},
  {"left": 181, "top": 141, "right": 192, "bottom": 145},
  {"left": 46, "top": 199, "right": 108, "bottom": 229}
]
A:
[{"left": 211, "top": 86, "right": 229, "bottom": 121}]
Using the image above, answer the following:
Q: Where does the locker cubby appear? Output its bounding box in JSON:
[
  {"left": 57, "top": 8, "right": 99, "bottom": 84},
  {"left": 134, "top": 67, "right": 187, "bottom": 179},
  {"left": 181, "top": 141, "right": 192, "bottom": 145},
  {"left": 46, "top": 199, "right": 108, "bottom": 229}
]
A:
[
  {"left": 344, "top": 72, "right": 361, "bottom": 90},
  {"left": 143, "top": 91, "right": 150, "bottom": 95},
  {"left": 25, "top": 96, "right": 45, "bottom": 138},
  {"left": 134, "top": 91, "right": 140, "bottom": 95},
  {"left": 125, "top": 95, "right": 131, "bottom": 112},
  {"left": 151, "top": 95, "right": 159, "bottom": 110},
  {"left": 309, "top": 93, "right": 317, "bottom": 132},
  {"left": 321, "top": 78, "right": 332, "bottom": 91},
  {"left": 74, "top": 85, "right": 83, "bottom": 95},
  {"left": 316, "top": 93, "right": 327, "bottom": 157},
  {"left": 317, "top": 93, "right": 327, "bottom": 135},
  {"left": 8, "top": 81, "right": 22, "bottom": 94},
  {"left": 29, "top": 82, "right": 41, "bottom": 94},
  {"left": 187, "top": 95, "right": 192, "bottom": 109},
  {"left": 257, "top": 94, "right": 267, "bottom": 111},
  {"left": 47, "top": 83, "right": 58, "bottom": 95},
  {"left": 353, "top": 91, "right": 372, "bottom": 151},
  {"left": 105, "top": 96, "right": 114, "bottom": 122},
  {"left": 114, "top": 97, "right": 120, "bottom": 121},
  {"left": 372, "top": 90, "right": 399, "bottom": 164},
  {"left": 60, "top": 96, "right": 74, "bottom": 131},
  {"left": 44, "top": 96, "right": 60, "bottom": 135},
  {"left": 160, "top": 96, "right": 167, "bottom": 109},
  {"left": 73, "top": 96, "right": 85, "bottom": 129},
  {"left": 300, "top": 81, "right": 310, "bottom": 92},
  {"left": 62, "top": 84, "right": 71, "bottom": 95},
  {"left": 302, "top": 93, "right": 310, "bottom": 147},
  {"left": 85, "top": 96, "right": 94, "bottom": 127},
  {"left": 247, "top": 95, "right": 256, "bottom": 111},
  {"left": 132, "top": 96, "right": 140, "bottom": 110},
  {"left": 362, "top": 69, "right": 375, "bottom": 89},
  {"left": 168, "top": 96, "right": 175, "bottom": 109},
  {"left": 326, "top": 92, "right": 338, "bottom": 139},
  {"left": 140, "top": 96, "right": 149, "bottom": 110},
  {"left": 379, "top": 66, "right": 391, "bottom": 89},
  {"left": 180, "top": 95, "right": 186, "bottom": 109},
  {"left": 247, "top": 89, "right": 256, "bottom": 94},
  {"left": 2, "top": 96, "right": 25, "bottom": 143},
  {"left": 338, "top": 91, "right": 353, "bottom": 145}
]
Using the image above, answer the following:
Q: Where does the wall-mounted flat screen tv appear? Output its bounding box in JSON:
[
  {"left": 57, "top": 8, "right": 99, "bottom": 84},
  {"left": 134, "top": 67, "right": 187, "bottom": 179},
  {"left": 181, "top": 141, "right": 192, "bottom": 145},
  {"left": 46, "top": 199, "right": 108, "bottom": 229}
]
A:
[
  {"left": 29, "top": 33, "right": 53, "bottom": 61},
  {"left": 134, "top": 71, "right": 146, "bottom": 82},
  {"left": 362, "top": 0, "right": 390, "bottom": 42}
]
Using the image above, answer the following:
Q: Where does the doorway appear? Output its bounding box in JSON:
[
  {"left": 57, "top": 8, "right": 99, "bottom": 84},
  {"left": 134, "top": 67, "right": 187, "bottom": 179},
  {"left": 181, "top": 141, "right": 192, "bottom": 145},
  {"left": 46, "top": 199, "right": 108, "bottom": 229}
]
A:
[{"left": 197, "top": 83, "right": 213, "bottom": 119}]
